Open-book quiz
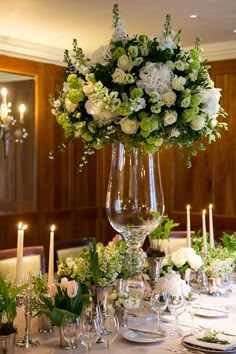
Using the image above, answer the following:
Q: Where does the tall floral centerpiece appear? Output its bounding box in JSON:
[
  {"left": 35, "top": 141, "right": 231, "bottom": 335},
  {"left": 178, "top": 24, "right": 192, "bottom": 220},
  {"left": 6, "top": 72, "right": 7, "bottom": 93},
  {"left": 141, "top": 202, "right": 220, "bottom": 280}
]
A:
[{"left": 51, "top": 4, "right": 227, "bottom": 275}]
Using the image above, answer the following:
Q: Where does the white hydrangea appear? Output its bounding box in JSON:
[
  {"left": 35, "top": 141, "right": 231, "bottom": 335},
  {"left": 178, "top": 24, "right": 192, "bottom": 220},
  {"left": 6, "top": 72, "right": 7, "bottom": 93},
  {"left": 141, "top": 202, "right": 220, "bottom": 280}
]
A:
[{"left": 137, "top": 62, "right": 173, "bottom": 94}]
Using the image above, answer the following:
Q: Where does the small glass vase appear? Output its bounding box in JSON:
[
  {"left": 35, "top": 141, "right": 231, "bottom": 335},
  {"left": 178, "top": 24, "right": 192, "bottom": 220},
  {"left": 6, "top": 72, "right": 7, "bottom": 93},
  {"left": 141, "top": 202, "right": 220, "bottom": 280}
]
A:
[{"left": 106, "top": 141, "right": 165, "bottom": 276}]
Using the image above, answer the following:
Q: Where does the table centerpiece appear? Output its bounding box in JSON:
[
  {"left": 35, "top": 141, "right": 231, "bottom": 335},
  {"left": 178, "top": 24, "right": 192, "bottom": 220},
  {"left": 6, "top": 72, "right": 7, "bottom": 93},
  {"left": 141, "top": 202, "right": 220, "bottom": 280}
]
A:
[{"left": 51, "top": 3, "right": 227, "bottom": 278}]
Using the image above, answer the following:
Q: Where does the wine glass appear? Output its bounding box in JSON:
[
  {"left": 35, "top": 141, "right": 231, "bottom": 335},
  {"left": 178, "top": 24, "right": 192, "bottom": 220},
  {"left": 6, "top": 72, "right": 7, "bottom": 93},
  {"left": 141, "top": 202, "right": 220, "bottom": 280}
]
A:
[
  {"left": 150, "top": 290, "right": 168, "bottom": 334},
  {"left": 167, "top": 290, "right": 186, "bottom": 337},
  {"left": 96, "top": 306, "right": 119, "bottom": 352},
  {"left": 80, "top": 309, "right": 100, "bottom": 353},
  {"left": 61, "top": 315, "right": 79, "bottom": 349}
]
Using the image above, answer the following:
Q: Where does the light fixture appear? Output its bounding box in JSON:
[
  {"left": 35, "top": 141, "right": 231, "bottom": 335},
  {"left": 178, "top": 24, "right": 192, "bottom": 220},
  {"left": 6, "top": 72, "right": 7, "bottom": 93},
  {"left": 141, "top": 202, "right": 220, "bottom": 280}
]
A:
[
  {"left": 0, "top": 87, "right": 28, "bottom": 158},
  {"left": 190, "top": 14, "right": 198, "bottom": 19}
]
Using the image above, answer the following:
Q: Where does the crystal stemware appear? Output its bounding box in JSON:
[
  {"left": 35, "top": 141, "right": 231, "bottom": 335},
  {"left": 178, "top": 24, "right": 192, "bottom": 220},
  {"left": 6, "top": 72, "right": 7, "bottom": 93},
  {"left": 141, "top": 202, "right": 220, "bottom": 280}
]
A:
[
  {"left": 61, "top": 315, "right": 79, "bottom": 349},
  {"left": 150, "top": 290, "right": 168, "bottom": 334},
  {"left": 167, "top": 291, "right": 186, "bottom": 337},
  {"left": 80, "top": 309, "right": 100, "bottom": 354},
  {"left": 96, "top": 306, "right": 119, "bottom": 353}
]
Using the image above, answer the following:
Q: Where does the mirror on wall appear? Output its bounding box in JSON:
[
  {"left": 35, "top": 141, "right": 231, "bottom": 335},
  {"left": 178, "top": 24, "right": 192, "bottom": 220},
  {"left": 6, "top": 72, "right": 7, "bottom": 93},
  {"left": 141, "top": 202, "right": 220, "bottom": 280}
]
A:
[{"left": 0, "top": 71, "right": 35, "bottom": 213}]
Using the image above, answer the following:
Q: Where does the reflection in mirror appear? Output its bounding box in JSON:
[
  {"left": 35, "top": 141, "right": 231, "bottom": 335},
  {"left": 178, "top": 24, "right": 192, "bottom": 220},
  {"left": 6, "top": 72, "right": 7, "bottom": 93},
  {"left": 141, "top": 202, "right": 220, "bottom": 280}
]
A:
[{"left": 0, "top": 72, "right": 35, "bottom": 213}]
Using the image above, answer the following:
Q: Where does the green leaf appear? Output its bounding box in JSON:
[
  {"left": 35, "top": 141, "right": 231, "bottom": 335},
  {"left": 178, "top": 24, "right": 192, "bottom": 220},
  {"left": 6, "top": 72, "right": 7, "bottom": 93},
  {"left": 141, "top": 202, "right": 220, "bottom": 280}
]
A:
[{"left": 89, "top": 238, "right": 100, "bottom": 284}]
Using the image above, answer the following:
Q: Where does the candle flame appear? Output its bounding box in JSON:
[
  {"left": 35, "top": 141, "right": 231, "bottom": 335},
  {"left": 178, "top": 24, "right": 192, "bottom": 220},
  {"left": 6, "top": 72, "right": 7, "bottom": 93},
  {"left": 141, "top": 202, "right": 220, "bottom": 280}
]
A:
[
  {"left": 50, "top": 225, "right": 56, "bottom": 232},
  {"left": 209, "top": 203, "right": 213, "bottom": 209},
  {"left": 186, "top": 204, "right": 190, "bottom": 210},
  {"left": 18, "top": 222, "right": 23, "bottom": 230},
  {"left": 22, "top": 224, "right": 28, "bottom": 231},
  {"left": 202, "top": 209, "right": 206, "bottom": 215}
]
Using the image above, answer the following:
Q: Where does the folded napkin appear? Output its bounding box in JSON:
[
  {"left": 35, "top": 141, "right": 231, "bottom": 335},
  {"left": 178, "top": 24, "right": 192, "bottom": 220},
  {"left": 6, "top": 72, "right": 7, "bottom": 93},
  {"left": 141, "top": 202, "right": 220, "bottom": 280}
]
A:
[{"left": 183, "top": 332, "right": 236, "bottom": 351}]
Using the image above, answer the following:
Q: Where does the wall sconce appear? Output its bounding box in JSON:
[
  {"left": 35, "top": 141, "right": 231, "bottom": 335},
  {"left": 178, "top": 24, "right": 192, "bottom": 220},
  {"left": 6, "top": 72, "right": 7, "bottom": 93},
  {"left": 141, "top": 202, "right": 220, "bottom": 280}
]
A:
[{"left": 0, "top": 87, "right": 28, "bottom": 158}]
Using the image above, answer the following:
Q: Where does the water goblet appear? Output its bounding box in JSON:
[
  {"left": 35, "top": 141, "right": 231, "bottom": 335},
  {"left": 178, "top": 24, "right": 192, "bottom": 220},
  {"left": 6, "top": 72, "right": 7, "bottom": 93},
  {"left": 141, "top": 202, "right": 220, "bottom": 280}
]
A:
[
  {"left": 80, "top": 309, "right": 100, "bottom": 354},
  {"left": 61, "top": 315, "right": 79, "bottom": 349},
  {"left": 150, "top": 290, "right": 168, "bottom": 334},
  {"left": 167, "top": 291, "right": 186, "bottom": 337},
  {"left": 96, "top": 306, "right": 119, "bottom": 353}
]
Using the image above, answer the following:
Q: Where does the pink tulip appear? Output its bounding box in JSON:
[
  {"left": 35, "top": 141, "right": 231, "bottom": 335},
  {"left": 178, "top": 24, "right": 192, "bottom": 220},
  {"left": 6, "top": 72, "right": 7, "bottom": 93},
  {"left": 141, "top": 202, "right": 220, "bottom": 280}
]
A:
[
  {"left": 112, "top": 234, "right": 122, "bottom": 242},
  {"left": 67, "top": 280, "right": 78, "bottom": 298},
  {"left": 60, "top": 277, "right": 69, "bottom": 288},
  {"left": 49, "top": 283, "right": 58, "bottom": 298}
]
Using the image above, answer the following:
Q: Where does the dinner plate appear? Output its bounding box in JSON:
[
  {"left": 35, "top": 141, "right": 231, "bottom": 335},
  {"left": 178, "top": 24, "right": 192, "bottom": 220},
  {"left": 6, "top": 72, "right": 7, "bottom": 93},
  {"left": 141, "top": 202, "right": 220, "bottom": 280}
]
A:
[
  {"left": 194, "top": 308, "right": 228, "bottom": 318},
  {"left": 122, "top": 329, "right": 165, "bottom": 343},
  {"left": 182, "top": 340, "right": 236, "bottom": 353}
]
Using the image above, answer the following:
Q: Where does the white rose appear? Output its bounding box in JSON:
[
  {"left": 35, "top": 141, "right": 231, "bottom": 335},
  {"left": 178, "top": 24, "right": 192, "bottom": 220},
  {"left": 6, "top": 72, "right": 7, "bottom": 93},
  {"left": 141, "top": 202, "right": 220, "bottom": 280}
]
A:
[
  {"left": 164, "top": 110, "right": 178, "bottom": 125},
  {"left": 175, "top": 60, "right": 186, "bottom": 71},
  {"left": 170, "top": 128, "right": 181, "bottom": 138},
  {"left": 162, "top": 90, "right": 176, "bottom": 107},
  {"left": 119, "top": 117, "right": 139, "bottom": 134},
  {"left": 172, "top": 75, "right": 186, "bottom": 91},
  {"left": 65, "top": 98, "right": 78, "bottom": 112},
  {"left": 171, "top": 249, "right": 187, "bottom": 268},
  {"left": 83, "top": 83, "right": 94, "bottom": 96},
  {"left": 85, "top": 99, "right": 103, "bottom": 116},
  {"left": 118, "top": 55, "right": 133, "bottom": 72},
  {"left": 112, "top": 68, "right": 127, "bottom": 84},
  {"left": 190, "top": 115, "right": 206, "bottom": 131}
]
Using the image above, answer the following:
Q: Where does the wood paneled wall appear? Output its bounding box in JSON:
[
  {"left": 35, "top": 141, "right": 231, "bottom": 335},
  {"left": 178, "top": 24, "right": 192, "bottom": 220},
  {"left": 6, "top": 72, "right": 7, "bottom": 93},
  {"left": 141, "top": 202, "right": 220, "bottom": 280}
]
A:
[{"left": 0, "top": 55, "right": 235, "bottom": 269}]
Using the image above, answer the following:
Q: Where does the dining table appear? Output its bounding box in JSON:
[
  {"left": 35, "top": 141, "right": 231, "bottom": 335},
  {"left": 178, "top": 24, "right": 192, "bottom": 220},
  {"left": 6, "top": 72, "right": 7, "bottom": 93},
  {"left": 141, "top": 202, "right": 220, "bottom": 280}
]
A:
[{"left": 14, "top": 282, "right": 236, "bottom": 354}]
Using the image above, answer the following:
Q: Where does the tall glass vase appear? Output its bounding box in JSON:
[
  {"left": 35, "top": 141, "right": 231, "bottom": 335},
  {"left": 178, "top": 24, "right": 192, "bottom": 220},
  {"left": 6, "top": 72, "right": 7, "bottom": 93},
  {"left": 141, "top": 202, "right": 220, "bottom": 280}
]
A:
[{"left": 106, "top": 141, "right": 165, "bottom": 275}]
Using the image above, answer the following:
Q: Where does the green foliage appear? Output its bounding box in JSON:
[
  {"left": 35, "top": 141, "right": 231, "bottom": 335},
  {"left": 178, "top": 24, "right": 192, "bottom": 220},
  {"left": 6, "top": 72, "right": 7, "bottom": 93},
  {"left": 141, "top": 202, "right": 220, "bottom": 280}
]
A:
[
  {"left": 0, "top": 277, "right": 27, "bottom": 334},
  {"left": 89, "top": 238, "right": 100, "bottom": 285},
  {"left": 198, "top": 330, "right": 230, "bottom": 345},
  {"left": 221, "top": 232, "right": 236, "bottom": 252},
  {"left": 191, "top": 229, "right": 209, "bottom": 253},
  {"left": 148, "top": 214, "right": 179, "bottom": 241}
]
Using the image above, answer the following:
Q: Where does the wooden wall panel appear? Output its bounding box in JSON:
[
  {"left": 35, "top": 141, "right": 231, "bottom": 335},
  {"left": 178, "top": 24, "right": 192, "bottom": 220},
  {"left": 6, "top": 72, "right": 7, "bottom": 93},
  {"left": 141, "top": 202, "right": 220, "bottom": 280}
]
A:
[{"left": 0, "top": 55, "right": 236, "bottom": 270}]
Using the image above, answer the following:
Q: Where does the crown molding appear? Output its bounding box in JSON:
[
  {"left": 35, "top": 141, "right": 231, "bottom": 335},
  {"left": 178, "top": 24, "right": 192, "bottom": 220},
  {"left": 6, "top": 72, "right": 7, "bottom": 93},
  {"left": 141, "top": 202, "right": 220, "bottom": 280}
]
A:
[
  {"left": 0, "top": 36, "right": 65, "bottom": 66},
  {"left": 0, "top": 36, "right": 236, "bottom": 65}
]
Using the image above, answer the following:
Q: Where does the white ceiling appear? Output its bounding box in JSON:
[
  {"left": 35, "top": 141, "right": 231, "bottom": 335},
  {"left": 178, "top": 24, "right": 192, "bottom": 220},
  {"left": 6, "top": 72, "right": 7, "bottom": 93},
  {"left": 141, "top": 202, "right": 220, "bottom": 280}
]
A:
[{"left": 1, "top": 0, "right": 236, "bottom": 64}]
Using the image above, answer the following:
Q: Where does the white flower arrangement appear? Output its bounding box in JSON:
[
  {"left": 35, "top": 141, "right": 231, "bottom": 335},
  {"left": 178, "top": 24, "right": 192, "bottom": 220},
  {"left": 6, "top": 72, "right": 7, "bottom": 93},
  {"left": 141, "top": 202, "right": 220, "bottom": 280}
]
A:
[
  {"left": 170, "top": 247, "right": 203, "bottom": 272},
  {"left": 108, "top": 290, "right": 140, "bottom": 310},
  {"left": 51, "top": 4, "right": 227, "bottom": 169},
  {"left": 154, "top": 272, "right": 191, "bottom": 297},
  {"left": 57, "top": 238, "right": 127, "bottom": 287},
  {"left": 204, "top": 247, "right": 235, "bottom": 278}
]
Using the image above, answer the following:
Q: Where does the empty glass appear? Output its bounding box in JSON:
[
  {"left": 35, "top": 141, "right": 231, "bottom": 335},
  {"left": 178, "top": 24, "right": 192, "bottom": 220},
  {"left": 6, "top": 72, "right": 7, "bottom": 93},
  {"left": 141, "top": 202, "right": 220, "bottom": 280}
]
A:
[
  {"left": 61, "top": 315, "right": 79, "bottom": 349},
  {"left": 167, "top": 291, "right": 186, "bottom": 337},
  {"left": 151, "top": 290, "right": 168, "bottom": 334},
  {"left": 80, "top": 309, "right": 100, "bottom": 353},
  {"left": 96, "top": 306, "right": 119, "bottom": 352}
]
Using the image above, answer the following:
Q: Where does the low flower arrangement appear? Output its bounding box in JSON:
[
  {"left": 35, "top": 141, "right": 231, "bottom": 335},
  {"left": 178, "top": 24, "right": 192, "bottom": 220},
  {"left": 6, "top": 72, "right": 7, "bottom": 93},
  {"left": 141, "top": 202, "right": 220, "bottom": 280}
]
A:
[
  {"left": 154, "top": 272, "right": 191, "bottom": 297},
  {"left": 203, "top": 247, "right": 235, "bottom": 279},
  {"left": 169, "top": 247, "right": 203, "bottom": 272},
  {"left": 51, "top": 4, "right": 227, "bottom": 169},
  {"left": 57, "top": 237, "right": 127, "bottom": 287},
  {"left": 38, "top": 278, "right": 89, "bottom": 327},
  {"left": 108, "top": 290, "right": 140, "bottom": 310}
]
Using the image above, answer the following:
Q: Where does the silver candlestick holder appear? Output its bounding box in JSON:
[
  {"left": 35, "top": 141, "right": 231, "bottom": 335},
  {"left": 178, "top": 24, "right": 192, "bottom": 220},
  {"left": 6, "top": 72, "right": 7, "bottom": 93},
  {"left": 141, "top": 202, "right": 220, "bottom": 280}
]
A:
[{"left": 16, "top": 277, "right": 40, "bottom": 349}]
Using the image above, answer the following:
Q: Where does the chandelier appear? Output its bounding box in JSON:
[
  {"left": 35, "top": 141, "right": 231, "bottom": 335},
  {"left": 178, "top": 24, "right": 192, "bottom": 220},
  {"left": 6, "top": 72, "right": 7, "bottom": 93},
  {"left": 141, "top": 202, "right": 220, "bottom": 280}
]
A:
[{"left": 0, "top": 87, "right": 28, "bottom": 158}]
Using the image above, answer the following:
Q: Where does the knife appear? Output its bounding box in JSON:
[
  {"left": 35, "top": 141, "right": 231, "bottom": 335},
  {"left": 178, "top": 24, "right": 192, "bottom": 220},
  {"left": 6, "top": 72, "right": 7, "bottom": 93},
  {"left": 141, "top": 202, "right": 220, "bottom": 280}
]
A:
[{"left": 128, "top": 328, "right": 164, "bottom": 337}]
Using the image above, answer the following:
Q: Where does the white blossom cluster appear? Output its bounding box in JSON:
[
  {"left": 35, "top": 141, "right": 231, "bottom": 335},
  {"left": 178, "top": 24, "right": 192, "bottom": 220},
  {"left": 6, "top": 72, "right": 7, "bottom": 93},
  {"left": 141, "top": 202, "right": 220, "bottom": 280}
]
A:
[{"left": 51, "top": 5, "right": 227, "bottom": 168}]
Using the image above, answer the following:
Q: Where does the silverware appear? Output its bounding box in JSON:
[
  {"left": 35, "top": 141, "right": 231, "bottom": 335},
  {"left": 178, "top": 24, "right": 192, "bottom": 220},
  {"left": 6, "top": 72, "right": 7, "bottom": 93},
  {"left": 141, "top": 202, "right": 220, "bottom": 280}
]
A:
[{"left": 128, "top": 328, "right": 164, "bottom": 337}]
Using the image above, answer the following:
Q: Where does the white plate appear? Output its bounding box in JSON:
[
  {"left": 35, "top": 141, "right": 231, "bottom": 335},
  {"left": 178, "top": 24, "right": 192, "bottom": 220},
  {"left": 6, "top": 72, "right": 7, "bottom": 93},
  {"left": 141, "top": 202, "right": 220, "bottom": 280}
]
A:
[
  {"left": 122, "top": 329, "right": 165, "bottom": 343},
  {"left": 194, "top": 308, "right": 228, "bottom": 318},
  {"left": 182, "top": 340, "right": 236, "bottom": 353}
]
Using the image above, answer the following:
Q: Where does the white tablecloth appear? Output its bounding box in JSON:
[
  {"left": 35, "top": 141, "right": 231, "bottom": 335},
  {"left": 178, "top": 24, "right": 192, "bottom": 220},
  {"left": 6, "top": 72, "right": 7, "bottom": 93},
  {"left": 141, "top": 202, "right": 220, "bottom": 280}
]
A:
[{"left": 14, "top": 287, "right": 236, "bottom": 353}]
